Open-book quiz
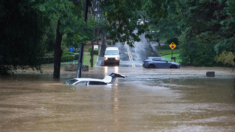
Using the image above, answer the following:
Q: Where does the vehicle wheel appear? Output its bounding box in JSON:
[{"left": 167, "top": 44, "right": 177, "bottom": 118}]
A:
[
  {"left": 170, "top": 65, "right": 177, "bottom": 68},
  {"left": 148, "top": 64, "right": 155, "bottom": 68}
]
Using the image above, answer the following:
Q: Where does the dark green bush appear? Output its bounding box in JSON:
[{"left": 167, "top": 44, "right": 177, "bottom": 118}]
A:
[
  {"left": 88, "top": 47, "right": 99, "bottom": 55},
  {"left": 93, "top": 50, "right": 98, "bottom": 55},
  {"left": 42, "top": 58, "right": 54, "bottom": 64},
  {"left": 61, "top": 55, "right": 74, "bottom": 62},
  {"left": 63, "top": 52, "right": 74, "bottom": 56},
  {"left": 42, "top": 55, "right": 75, "bottom": 64},
  {"left": 88, "top": 47, "right": 92, "bottom": 52},
  {"left": 74, "top": 54, "right": 79, "bottom": 60}
]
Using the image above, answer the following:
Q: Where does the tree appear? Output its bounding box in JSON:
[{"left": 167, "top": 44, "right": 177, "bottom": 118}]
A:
[
  {"left": 0, "top": 0, "right": 49, "bottom": 74},
  {"left": 39, "top": 0, "right": 96, "bottom": 78},
  {"left": 215, "top": 0, "right": 235, "bottom": 53},
  {"left": 172, "top": 0, "right": 227, "bottom": 66},
  {"left": 99, "top": 0, "right": 167, "bottom": 47}
]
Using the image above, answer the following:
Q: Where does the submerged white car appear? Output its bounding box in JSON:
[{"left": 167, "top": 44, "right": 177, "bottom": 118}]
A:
[{"left": 63, "top": 73, "right": 126, "bottom": 86}]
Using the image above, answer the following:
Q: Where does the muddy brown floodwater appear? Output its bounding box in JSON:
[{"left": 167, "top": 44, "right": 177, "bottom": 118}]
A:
[{"left": 0, "top": 65, "right": 235, "bottom": 132}]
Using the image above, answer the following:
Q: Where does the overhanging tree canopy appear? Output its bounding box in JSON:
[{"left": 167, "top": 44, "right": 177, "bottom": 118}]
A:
[{"left": 0, "top": 0, "right": 49, "bottom": 74}]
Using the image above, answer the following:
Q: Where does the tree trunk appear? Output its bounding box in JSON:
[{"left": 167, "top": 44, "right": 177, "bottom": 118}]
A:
[
  {"left": 53, "top": 20, "right": 63, "bottom": 78},
  {"left": 90, "top": 39, "right": 94, "bottom": 67}
]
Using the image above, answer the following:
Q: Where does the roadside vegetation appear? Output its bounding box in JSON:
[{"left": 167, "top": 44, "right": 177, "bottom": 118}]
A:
[
  {"left": 57, "top": 54, "right": 98, "bottom": 67},
  {"left": 149, "top": 0, "right": 235, "bottom": 67},
  {"left": 155, "top": 45, "right": 181, "bottom": 63},
  {"left": 1, "top": 0, "right": 235, "bottom": 77}
]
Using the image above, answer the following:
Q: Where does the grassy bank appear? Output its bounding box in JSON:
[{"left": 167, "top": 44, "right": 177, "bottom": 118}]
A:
[
  {"left": 47, "top": 54, "right": 98, "bottom": 67},
  {"left": 155, "top": 46, "right": 181, "bottom": 63},
  {"left": 161, "top": 54, "right": 181, "bottom": 63}
]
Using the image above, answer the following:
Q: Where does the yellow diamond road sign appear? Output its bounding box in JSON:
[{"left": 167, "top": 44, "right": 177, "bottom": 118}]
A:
[{"left": 169, "top": 42, "right": 176, "bottom": 50}]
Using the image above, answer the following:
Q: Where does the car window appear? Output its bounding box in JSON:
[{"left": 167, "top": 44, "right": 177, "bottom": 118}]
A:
[
  {"left": 105, "top": 50, "right": 119, "bottom": 55},
  {"left": 89, "top": 81, "right": 107, "bottom": 85},
  {"left": 63, "top": 79, "right": 78, "bottom": 84},
  {"left": 152, "top": 58, "right": 160, "bottom": 61},
  {"left": 160, "top": 58, "right": 167, "bottom": 62},
  {"left": 75, "top": 81, "right": 88, "bottom": 86}
]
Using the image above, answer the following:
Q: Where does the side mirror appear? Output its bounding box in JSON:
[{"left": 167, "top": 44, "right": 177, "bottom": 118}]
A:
[
  {"left": 166, "top": 61, "right": 168, "bottom": 63},
  {"left": 119, "top": 53, "right": 121, "bottom": 54}
]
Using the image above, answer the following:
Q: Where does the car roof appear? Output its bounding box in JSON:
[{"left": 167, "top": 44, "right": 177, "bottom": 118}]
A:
[
  {"left": 73, "top": 76, "right": 112, "bottom": 83},
  {"left": 148, "top": 57, "right": 163, "bottom": 59},
  {"left": 73, "top": 78, "right": 104, "bottom": 82},
  {"left": 106, "top": 47, "right": 119, "bottom": 50}
]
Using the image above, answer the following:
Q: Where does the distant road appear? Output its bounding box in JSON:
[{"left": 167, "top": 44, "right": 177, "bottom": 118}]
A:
[{"left": 96, "top": 33, "right": 159, "bottom": 67}]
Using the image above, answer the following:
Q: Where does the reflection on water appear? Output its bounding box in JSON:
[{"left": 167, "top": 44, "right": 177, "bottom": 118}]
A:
[{"left": 0, "top": 66, "right": 235, "bottom": 131}]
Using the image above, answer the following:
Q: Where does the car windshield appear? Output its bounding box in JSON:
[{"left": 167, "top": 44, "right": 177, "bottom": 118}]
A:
[
  {"left": 63, "top": 79, "right": 78, "bottom": 84},
  {"left": 105, "top": 50, "right": 119, "bottom": 55},
  {"left": 161, "top": 58, "right": 168, "bottom": 61},
  {"left": 152, "top": 57, "right": 168, "bottom": 62}
]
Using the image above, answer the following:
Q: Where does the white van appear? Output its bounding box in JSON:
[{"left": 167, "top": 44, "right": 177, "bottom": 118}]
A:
[{"left": 104, "top": 47, "right": 120, "bottom": 65}]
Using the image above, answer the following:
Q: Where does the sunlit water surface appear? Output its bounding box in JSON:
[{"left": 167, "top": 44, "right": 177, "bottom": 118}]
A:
[{"left": 0, "top": 66, "right": 235, "bottom": 132}]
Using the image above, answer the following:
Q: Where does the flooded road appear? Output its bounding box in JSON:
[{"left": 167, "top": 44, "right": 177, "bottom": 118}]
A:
[{"left": 0, "top": 66, "right": 235, "bottom": 132}]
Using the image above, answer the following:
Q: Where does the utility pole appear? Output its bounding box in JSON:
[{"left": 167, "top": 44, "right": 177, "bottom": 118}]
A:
[
  {"left": 76, "top": 0, "right": 90, "bottom": 78},
  {"left": 96, "top": 0, "right": 100, "bottom": 56},
  {"left": 91, "top": 30, "right": 94, "bottom": 67},
  {"left": 90, "top": 0, "right": 99, "bottom": 67},
  {"left": 90, "top": 0, "right": 95, "bottom": 67}
]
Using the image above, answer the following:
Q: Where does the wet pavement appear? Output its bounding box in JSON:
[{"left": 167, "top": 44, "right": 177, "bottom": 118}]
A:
[
  {"left": 96, "top": 33, "right": 158, "bottom": 67},
  {"left": 0, "top": 66, "right": 235, "bottom": 132}
]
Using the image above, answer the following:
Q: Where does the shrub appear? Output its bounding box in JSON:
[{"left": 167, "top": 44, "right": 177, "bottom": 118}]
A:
[
  {"left": 61, "top": 55, "right": 74, "bottom": 62},
  {"left": 63, "top": 52, "right": 74, "bottom": 56},
  {"left": 88, "top": 47, "right": 92, "bottom": 52},
  {"left": 42, "top": 55, "right": 75, "bottom": 64},
  {"left": 42, "top": 57, "right": 54, "bottom": 64},
  {"left": 88, "top": 47, "right": 98, "bottom": 55},
  {"left": 93, "top": 50, "right": 98, "bottom": 55},
  {"left": 215, "top": 51, "right": 235, "bottom": 67},
  {"left": 74, "top": 54, "right": 79, "bottom": 60}
]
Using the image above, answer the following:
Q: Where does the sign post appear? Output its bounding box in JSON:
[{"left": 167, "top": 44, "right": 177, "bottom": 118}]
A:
[{"left": 169, "top": 42, "right": 176, "bottom": 61}]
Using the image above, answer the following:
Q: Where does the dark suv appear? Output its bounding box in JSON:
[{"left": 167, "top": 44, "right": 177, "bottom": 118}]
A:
[{"left": 143, "top": 57, "right": 180, "bottom": 68}]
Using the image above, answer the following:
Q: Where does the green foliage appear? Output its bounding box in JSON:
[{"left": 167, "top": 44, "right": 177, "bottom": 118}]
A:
[
  {"left": 151, "top": 0, "right": 235, "bottom": 67},
  {"left": 215, "top": 0, "right": 235, "bottom": 53},
  {"left": 74, "top": 54, "right": 79, "bottom": 60},
  {"left": 99, "top": 0, "right": 167, "bottom": 47},
  {"left": 179, "top": 33, "right": 216, "bottom": 66},
  {"left": 39, "top": 0, "right": 98, "bottom": 78},
  {"left": 42, "top": 58, "right": 54, "bottom": 64},
  {"left": 162, "top": 54, "right": 181, "bottom": 63},
  {"left": 42, "top": 20, "right": 57, "bottom": 53},
  {"left": 215, "top": 51, "right": 235, "bottom": 66},
  {"left": 0, "top": 0, "right": 49, "bottom": 74},
  {"left": 166, "top": 38, "right": 179, "bottom": 46},
  {"left": 40, "top": 0, "right": 97, "bottom": 47},
  {"left": 88, "top": 47, "right": 98, "bottom": 55},
  {"left": 155, "top": 46, "right": 179, "bottom": 56},
  {"left": 42, "top": 55, "right": 75, "bottom": 64},
  {"left": 61, "top": 55, "right": 74, "bottom": 62},
  {"left": 63, "top": 52, "right": 74, "bottom": 56}
]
